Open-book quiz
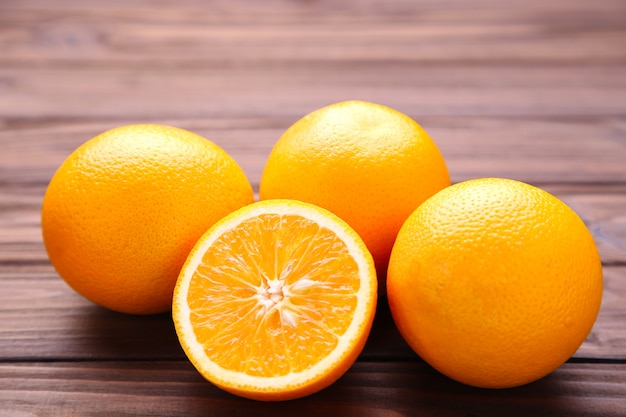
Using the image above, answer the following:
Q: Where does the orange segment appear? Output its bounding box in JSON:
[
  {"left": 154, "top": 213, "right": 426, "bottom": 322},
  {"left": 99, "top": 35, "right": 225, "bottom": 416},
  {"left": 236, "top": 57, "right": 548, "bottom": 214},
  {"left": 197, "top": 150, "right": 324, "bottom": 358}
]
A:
[{"left": 173, "top": 199, "right": 377, "bottom": 401}]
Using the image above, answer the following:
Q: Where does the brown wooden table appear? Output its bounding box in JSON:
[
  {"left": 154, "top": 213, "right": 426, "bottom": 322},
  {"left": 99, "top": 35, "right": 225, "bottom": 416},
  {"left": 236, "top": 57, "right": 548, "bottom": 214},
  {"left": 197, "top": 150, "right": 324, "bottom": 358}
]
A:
[{"left": 1, "top": 0, "right": 625, "bottom": 415}]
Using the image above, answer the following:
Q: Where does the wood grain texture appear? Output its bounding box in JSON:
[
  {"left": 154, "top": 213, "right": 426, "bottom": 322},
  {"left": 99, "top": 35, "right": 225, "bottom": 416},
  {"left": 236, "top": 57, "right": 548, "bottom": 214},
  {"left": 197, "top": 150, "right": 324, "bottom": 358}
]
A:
[
  {"left": 3, "top": 183, "right": 625, "bottom": 266},
  {"left": 0, "top": 0, "right": 625, "bottom": 414},
  {"left": 1, "top": 0, "right": 625, "bottom": 122},
  {"left": 0, "top": 361, "right": 625, "bottom": 417},
  {"left": 2, "top": 116, "right": 626, "bottom": 187},
  {"left": 0, "top": 263, "right": 623, "bottom": 362}
]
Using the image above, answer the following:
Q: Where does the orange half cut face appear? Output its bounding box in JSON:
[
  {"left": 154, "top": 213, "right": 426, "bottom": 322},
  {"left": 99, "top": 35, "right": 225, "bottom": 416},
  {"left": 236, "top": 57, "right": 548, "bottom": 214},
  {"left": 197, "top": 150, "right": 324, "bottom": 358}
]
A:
[{"left": 173, "top": 199, "right": 377, "bottom": 401}]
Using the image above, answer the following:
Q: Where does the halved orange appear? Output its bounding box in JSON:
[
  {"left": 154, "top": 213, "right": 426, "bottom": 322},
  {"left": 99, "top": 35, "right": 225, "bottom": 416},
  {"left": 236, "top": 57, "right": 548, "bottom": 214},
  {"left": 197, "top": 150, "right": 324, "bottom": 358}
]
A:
[{"left": 172, "top": 199, "right": 378, "bottom": 401}]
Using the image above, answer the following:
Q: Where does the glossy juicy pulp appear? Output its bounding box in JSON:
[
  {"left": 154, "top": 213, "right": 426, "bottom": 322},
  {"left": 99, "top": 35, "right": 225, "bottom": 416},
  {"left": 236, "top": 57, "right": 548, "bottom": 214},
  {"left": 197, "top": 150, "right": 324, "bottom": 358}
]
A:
[{"left": 182, "top": 211, "right": 369, "bottom": 379}]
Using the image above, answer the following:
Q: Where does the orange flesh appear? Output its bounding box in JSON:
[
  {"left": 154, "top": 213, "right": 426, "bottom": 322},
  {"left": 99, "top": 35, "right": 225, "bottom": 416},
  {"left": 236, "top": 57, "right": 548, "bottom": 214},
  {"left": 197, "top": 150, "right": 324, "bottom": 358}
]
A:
[{"left": 186, "top": 214, "right": 360, "bottom": 377}]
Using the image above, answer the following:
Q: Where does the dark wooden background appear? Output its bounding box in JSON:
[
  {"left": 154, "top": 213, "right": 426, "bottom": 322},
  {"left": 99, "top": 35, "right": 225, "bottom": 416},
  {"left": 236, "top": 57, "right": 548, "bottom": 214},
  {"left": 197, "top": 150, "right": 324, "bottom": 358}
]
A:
[{"left": 1, "top": 0, "right": 625, "bottom": 415}]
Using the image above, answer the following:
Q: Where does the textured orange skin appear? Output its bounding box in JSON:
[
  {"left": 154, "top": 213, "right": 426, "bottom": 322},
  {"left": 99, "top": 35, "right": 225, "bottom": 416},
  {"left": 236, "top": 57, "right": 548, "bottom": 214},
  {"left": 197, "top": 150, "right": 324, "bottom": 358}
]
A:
[
  {"left": 260, "top": 100, "right": 450, "bottom": 276},
  {"left": 41, "top": 124, "right": 254, "bottom": 314},
  {"left": 387, "top": 178, "right": 603, "bottom": 388}
]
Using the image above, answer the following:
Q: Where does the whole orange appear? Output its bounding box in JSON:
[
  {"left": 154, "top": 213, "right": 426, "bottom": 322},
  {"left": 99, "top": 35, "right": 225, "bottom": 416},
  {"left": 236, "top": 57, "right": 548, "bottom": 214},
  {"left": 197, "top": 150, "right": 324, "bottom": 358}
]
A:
[
  {"left": 41, "top": 124, "right": 254, "bottom": 314},
  {"left": 260, "top": 100, "right": 450, "bottom": 275},
  {"left": 387, "top": 178, "right": 603, "bottom": 388}
]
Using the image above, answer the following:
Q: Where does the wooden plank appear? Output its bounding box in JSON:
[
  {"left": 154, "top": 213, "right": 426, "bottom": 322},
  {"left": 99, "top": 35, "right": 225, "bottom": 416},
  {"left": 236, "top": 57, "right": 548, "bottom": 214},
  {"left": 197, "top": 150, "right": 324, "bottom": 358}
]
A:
[
  {"left": 0, "top": 262, "right": 623, "bottom": 361},
  {"left": 1, "top": 180, "right": 625, "bottom": 361},
  {"left": 0, "top": 360, "right": 624, "bottom": 416},
  {"left": 1, "top": 119, "right": 625, "bottom": 361},
  {"left": 1, "top": 0, "right": 625, "bottom": 121},
  {"left": 1, "top": 0, "right": 625, "bottom": 66},
  {"left": 0, "top": 66, "right": 625, "bottom": 121},
  {"left": 582, "top": 267, "right": 626, "bottom": 359},
  {"left": 0, "top": 265, "right": 414, "bottom": 361},
  {"left": 557, "top": 190, "right": 626, "bottom": 266},
  {"left": 2, "top": 116, "right": 626, "bottom": 188},
  {"left": 2, "top": 0, "right": 624, "bottom": 11},
  {"left": 2, "top": 184, "right": 626, "bottom": 267}
]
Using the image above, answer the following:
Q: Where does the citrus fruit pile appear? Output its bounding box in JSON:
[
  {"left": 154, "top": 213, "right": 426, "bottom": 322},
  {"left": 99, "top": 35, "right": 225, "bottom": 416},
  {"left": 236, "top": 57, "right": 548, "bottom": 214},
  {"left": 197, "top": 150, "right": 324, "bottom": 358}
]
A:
[{"left": 41, "top": 100, "right": 603, "bottom": 401}]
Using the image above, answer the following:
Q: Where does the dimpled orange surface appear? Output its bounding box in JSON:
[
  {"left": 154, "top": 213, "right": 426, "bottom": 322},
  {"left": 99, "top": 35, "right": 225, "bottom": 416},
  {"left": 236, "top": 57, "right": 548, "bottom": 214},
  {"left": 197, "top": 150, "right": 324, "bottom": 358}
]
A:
[
  {"left": 41, "top": 124, "right": 254, "bottom": 314},
  {"left": 260, "top": 100, "right": 450, "bottom": 275},
  {"left": 387, "top": 178, "right": 604, "bottom": 388}
]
